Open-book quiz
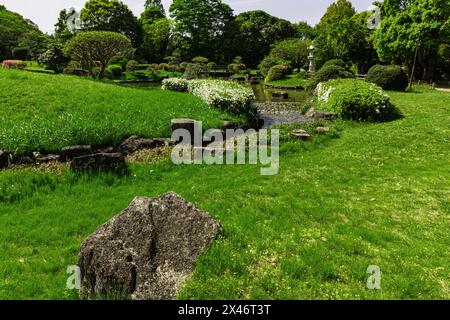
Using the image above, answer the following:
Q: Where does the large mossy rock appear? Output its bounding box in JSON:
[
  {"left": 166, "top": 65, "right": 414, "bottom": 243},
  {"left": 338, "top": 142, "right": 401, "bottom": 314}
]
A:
[{"left": 78, "top": 192, "right": 222, "bottom": 300}]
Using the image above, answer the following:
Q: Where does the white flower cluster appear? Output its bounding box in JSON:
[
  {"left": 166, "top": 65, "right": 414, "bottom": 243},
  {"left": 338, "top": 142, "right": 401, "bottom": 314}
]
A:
[
  {"left": 161, "top": 78, "right": 189, "bottom": 92},
  {"left": 316, "top": 82, "right": 334, "bottom": 103},
  {"left": 163, "top": 78, "right": 255, "bottom": 114}
]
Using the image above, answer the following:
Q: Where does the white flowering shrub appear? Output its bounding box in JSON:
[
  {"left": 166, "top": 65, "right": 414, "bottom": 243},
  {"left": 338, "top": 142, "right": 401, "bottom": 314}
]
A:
[
  {"left": 317, "top": 79, "right": 400, "bottom": 121},
  {"left": 163, "top": 78, "right": 256, "bottom": 116},
  {"left": 161, "top": 78, "right": 189, "bottom": 92}
]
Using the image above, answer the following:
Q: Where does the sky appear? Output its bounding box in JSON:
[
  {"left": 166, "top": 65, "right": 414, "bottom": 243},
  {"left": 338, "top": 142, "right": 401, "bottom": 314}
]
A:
[{"left": 0, "top": 0, "right": 376, "bottom": 34}]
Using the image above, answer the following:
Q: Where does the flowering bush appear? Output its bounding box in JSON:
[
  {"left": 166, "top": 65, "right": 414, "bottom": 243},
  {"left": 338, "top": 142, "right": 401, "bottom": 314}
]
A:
[
  {"left": 188, "top": 80, "right": 255, "bottom": 116},
  {"left": 2, "top": 60, "right": 27, "bottom": 69},
  {"left": 317, "top": 79, "right": 400, "bottom": 122},
  {"left": 161, "top": 78, "right": 190, "bottom": 92},
  {"left": 162, "top": 78, "right": 255, "bottom": 116}
]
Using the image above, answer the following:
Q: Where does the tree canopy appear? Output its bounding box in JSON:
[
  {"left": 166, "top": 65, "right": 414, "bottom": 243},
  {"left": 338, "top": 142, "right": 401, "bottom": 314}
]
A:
[
  {"left": 80, "top": 0, "right": 143, "bottom": 47},
  {"left": 64, "top": 31, "right": 133, "bottom": 78}
]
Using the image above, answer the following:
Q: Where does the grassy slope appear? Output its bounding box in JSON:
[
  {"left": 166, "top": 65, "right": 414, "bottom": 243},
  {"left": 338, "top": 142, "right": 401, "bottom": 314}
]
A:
[
  {"left": 0, "top": 87, "right": 449, "bottom": 299},
  {"left": 0, "top": 68, "right": 240, "bottom": 156}
]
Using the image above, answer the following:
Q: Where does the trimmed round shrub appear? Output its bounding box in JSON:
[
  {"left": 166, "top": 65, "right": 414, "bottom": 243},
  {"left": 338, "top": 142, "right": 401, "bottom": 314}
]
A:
[
  {"left": 307, "top": 65, "right": 355, "bottom": 90},
  {"left": 366, "top": 65, "right": 408, "bottom": 91},
  {"left": 108, "top": 55, "right": 129, "bottom": 70},
  {"left": 317, "top": 79, "right": 399, "bottom": 122},
  {"left": 191, "top": 56, "right": 209, "bottom": 64},
  {"left": 321, "top": 59, "right": 347, "bottom": 69},
  {"left": 107, "top": 64, "right": 123, "bottom": 77},
  {"left": 126, "top": 60, "right": 139, "bottom": 71},
  {"left": 266, "top": 64, "right": 293, "bottom": 81}
]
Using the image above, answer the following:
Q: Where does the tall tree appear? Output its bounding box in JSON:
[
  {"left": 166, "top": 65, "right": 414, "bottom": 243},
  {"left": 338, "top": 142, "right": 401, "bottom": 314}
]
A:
[
  {"left": 373, "top": 0, "right": 450, "bottom": 81},
  {"left": 316, "top": 0, "right": 356, "bottom": 29},
  {"left": 55, "top": 8, "right": 77, "bottom": 43},
  {"left": 169, "top": 0, "right": 234, "bottom": 60},
  {"left": 80, "top": 0, "right": 143, "bottom": 47},
  {"left": 64, "top": 31, "right": 133, "bottom": 78},
  {"left": 145, "top": 0, "right": 165, "bottom": 12},
  {"left": 234, "top": 10, "right": 298, "bottom": 66}
]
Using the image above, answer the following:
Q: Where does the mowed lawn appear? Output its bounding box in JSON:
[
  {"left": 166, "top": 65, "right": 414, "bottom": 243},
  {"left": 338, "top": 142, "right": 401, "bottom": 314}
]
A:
[
  {"left": 0, "top": 84, "right": 449, "bottom": 299},
  {"left": 0, "top": 69, "right": 240, "bottom": 157}
]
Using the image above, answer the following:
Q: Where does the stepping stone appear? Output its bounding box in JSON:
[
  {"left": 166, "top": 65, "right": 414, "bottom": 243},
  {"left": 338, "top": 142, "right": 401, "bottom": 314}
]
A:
[
  {"left": 291, "top": 130, "right": 311, "bottom": 141},
  {"left": 316, "top": 127, "right": 330, "bottom": 134},
  {"left": 272, "top": 92, "right": 289, "bottom": 99}
]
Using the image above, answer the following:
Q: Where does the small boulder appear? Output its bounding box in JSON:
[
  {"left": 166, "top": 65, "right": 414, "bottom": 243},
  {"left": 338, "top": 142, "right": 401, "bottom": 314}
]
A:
[
  {"left": 117, "top": 136, "right": 167, "bottom": 155},
  {"left": 316, "top": 127, "right": 330, "bottom": 134},
  {"left": 292, "top": 130, "right": 311, "bottom": 141},
  {"left": 60, "top": 145, "right": 92, "bottom": 162},
  {"left": 70, "top": 153, "right": 127, "bottom": 173},
  {"left": 0, "top": 150, "right": 11, "bottom": 169},
  {"left": 78, "top": 192, "right": 222, "bottom": 300},
  {"left": 312, "top": 111, "right": 335, "bottom": 121},
  {"left": 37, "top": 154, "right": 61, "bottom": 163},
  {"left": 272, "top": 92, "right": 289, "bottom": 99}
]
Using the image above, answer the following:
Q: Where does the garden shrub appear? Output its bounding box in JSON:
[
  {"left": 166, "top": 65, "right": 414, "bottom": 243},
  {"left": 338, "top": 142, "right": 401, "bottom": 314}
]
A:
[
  {"left": 307, "top": 65, "right": 355, "bottom": 90},
  {"left": 126, "top": 60, "right": 139, "bottom": 71},
  {"left": 183, "top": 62, "right": 208, "bottom": 79},
  {"left": 192, "top": 56, "right": 209, "bottom": 65},
  {"left": 158, "top": 63, "right": 169, "bottom": 71},
  {"left": 161, "top": 78, "right": 189, "bottom": 92},
  {"left": 266, "top": 64, "right": 293, "bottom": 81},
  {"left": 107, "top": 64, "right": 123, "bottom": 77},
  {"left": 316, "top": 78, "right": 399, "bottom": 122},
  {"left": 366, "top": 65, "right": 409, "bottom": 91},
  {"left": 108, "top": 55, "right": 129, "bottom": 70},
  {"left": 321, "top": 59, "right": 347, "bottom": 69}
]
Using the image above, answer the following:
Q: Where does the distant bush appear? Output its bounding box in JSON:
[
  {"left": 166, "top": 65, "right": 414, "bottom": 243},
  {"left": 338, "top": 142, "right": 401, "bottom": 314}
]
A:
[
  {"left": 307, "top": 65, "right": 355, "bottom": 90},
  {"left": 266, "top": 64, "right": 293, "bottom": 81},
  {"left": 317, "top": 79, "right": 399, "bottom": 122},
  {"left": 2, "top": 60, "right": 27, "bottom": 69},
  {"left": 183, "top": 62, "right": 208, "bottom": 79},
  {"left": 108, "top": 55, "right": 129, "bottom": 70},
  {"left": 62, "top": 68, "right": 89, "bottom": 76},
  {"left": 192, "top": 56, "right": 209, "bottom": 65},
  {"left": 12, "top": 47, "right": 30, "bottom": 61},
  {"left": 321, "top": 59, "right": 347, "bottom": 69},
  {"left": 126, "top": 60, "right": 139, "bottom": 71},
  {"left": 259, "top": 55, "right": 290, "bottom": 75},
  {"left": 161, "top": 78, "right": 189, "bottom": 92},
  {"left": 163, "top": 79, "right": 256, "bottom": 116},
  {"left": 107, "top": 64, "right": 123, "bottom": 77},
  {"left": 158, "top": 63, "right": 169, "bottom": 71},
  {"left": 366, "top": 65, "right": 409, "bottom": 91}
]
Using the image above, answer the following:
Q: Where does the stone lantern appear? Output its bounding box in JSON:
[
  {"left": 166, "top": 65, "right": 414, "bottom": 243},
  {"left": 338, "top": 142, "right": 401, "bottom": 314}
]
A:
[{"left": 308, "top": 44, "right": 316, "bottom": 75}]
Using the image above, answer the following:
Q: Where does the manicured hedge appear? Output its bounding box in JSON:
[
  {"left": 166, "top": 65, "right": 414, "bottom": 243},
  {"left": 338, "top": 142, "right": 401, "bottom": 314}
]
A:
[
  {"left": 307, "top": 64, "right": 355, "bottom": 90},
  {"left": 366, "top": 65, "right": 409, "bottom": 91},
  {"left": 317, "top": 79, "right": 399, "bottom": 122},
  {"left": 266, "top": 64, "right": 292, "bottom": 81},
  {"left": 321, "top": 59, "right": 347, "bottom": 69}
]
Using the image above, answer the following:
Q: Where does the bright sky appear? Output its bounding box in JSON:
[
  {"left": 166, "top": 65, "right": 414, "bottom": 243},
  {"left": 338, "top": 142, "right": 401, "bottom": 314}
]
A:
[{"left": 0, "top": 0, "right": 376, "bottom": 34}]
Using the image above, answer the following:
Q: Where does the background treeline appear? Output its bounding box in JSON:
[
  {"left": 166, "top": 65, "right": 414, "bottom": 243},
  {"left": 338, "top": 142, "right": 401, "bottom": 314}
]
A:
[{"left": 1, "top": 0, "right": 449, "bottom": 81}]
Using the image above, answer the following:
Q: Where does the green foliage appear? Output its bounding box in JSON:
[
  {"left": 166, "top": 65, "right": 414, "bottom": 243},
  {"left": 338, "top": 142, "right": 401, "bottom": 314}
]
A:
[
  {"left": 307, "top": 65, "right": 355, "bottom": 90},
  {"left": 266, "top": 64, "right": 292, "bottom": 82},
  {"left": 366, "top": 65, "right": 409, "bottom": 91},
  {"left": 234, "top": 10, "right": 297, "bottom": 66},
  {"left": 38, "top": 43, "right": 70, "bottom": 73},
  {"left": 316, "top": 0, "right": 356, "bottom": 30},
  {"left": 294, "top": 21, "right": 316, "bottom": 40},
  {"left": 192, "top": 56, "right": 209, "bottom": 64},
  {"left": 373, "top": 0, "right": 450, "bottom": 81},
  {"left": 317, "top": 79, "right": 400, "bottom": 121},
  {"left": 62, "top": 68, "right": 89, "bottom": 76},
  {"left": 183, "top": 62, "right": 209, "bottom": 79},
  {"left": 64, "top": 31, "right": 133, "bottom": 79},
  {"left": 139, "top": 17, "right": 170, "bottom": 63},
  {"left": 322, "top": 59, "right": 347, "bottom": 69},
  {"left": 126, "top": 60, "right": 139, "bottom": 71},
  {"left": 267, "top": 39, "right": 311, "bottom": 71},
  {"left": 169, "top": 0, "right": 234, "bottom": 59},
  {"left": 80, "top": 0, "right": 143, "bottom": 47},
  {"left": 12, "top": 47, "right": 29, "bottom": 60},
  {"left": 0, "top": 5, "right": 45, "bottom": 60},
  {"left": 54, "top": 8, "right": 77, "bottom": 43},
  {"left": 0, "top": 68, "right": 238, "bottom": 157},
  {"left": 108, "top": 55, "right": 129, "bottom": 70},
  {"left": 107, "top": 64, "right": 123, "bottom": 76}
]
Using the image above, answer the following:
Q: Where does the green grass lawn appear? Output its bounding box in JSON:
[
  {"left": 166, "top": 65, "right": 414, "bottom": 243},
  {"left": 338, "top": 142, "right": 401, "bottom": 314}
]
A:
[
  {"left": 266, "top": 75, "right": 308, "bottom": 88},
  {"left": 0, "top": 68, "right": 240, "bottom": 157},
  {"left": 0, "top": 83, "right": 449, "bottom": 300}
]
